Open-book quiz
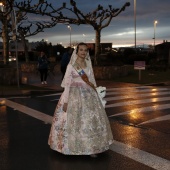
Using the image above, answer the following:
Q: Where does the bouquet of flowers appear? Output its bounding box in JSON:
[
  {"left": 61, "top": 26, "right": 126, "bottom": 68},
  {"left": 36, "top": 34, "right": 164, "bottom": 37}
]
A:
[{"left": 96, "top": 86, "right": 107, "bottom": 108}]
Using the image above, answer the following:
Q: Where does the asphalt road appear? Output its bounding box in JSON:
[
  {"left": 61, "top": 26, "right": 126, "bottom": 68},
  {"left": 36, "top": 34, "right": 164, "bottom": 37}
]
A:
[{"left": 0, "top": 85, "right": 170, "bottom": 170}]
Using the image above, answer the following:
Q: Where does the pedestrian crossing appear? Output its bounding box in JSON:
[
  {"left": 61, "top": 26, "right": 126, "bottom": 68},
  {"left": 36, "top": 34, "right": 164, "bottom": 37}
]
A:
[
  {"left": 34, "top": 85, "right": 170, "bottom": 126},
  {"left": 1, "top": 85, "right": 170, "bottom": 127},
  {"left": 106, "top": 97, "right": 170, "bottom": 107},
  {"left": 104, "top": 86, "right": 170, "bottom": 126}
]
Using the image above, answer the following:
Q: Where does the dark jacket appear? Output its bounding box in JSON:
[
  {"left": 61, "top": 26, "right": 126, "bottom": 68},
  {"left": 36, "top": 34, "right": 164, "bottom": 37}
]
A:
[
  {"left": 38, "top": 55, "right": 49, "bottom": 70},
  {"left": 61, "top": 52, "right": 71, "bottom": 68}
]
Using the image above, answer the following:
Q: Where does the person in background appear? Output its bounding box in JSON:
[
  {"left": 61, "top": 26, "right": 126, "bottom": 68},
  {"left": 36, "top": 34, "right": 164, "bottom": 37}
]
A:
[
  {"left": 60, "top": 47, "right": 73, "bottom": 80},
  {"left": 37, "top": 51, "right": 49, "bottom": 84},
  {"left": 48, "top": 42, "right": 113, "bottom": 157}
]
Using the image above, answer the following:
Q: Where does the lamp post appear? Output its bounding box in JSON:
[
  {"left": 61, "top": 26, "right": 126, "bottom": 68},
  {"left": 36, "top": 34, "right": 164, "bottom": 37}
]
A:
[
  {"left": 153, "top": 20, "right": 158, "bottom": 50},
  {"left": 11, "top": 9, "right": 20, "bottom": 88},
  {"left": 83, "top": 34, "right": 86, "bottom": 42},
  {"left": 0, "top": 2, "right": 4, "bottom": 12},
  {"left": 134, "top": 0, "right": 136, "bottom": 50},
  {"left": 0, "top": 2, "right": 5, "bottom": 95},
  {"left": 67, "top": 25, "right": 71, "bottom": 47}
]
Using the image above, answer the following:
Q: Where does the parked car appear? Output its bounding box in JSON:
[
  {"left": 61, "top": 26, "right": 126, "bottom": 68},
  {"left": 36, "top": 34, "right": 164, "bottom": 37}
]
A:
[{"left": 9, "top": 56, "right": 16, "bottom": 62}]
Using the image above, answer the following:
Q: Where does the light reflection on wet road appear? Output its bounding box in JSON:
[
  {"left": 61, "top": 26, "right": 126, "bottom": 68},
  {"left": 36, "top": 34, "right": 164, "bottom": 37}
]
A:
[{"left": 0, "top": 85, "right": 170, "bottom": 170}]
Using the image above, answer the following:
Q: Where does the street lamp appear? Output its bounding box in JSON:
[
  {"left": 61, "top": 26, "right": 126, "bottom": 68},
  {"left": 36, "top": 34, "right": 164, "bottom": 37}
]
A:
[
  {"left": 153, "top": 20, "right": 158, "bottom": 50},
  {"left": 0, "top": 2, "right": 5, "bottom": 12},
  {"left": 67, "top": 25, "right": 71, "bottom": 47},
  {"left": 83, "top": 34, "right": 86, "bottom": 42},
  {"left": 45, "top": 39, "right": 48, "bottom": 44},
  {"left": 134, "top": 0, "right": 136, "bottom": 50}
]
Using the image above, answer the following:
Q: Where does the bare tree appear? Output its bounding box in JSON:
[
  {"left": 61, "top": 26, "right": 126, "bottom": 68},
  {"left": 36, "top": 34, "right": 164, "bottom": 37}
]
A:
[
  {"left": 1, "top": 0, "right": 130, "bottom": 65},
  {"left": 16, "top": 11, "right": 60, "bottom": 62},
  {"left": 18, "top": 0, "right": 130, "bottom": 65},
  {"left": 0, "top": 0, "right": 14, "bottom": 64},
  {"left": 0, "top": 0, "right": 66, "bottom": 64},
  {"left": 63, "top": 0, "right": 130, "bottom": 65},
  {"left": 15, "top": 0, "right": 130, "bottom": 65},
  {"left": 12, "top": 0, "right": 77, "bottom": 62}
]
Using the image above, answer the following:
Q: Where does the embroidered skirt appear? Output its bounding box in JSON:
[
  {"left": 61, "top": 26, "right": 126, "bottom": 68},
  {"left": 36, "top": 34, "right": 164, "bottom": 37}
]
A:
[{"left": 48, "top": 86, "right": 113, "bottom": 155}]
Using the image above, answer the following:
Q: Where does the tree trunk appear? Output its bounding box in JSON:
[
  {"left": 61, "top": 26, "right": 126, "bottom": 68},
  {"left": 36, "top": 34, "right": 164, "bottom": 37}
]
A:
[
  {"left": 94, "top": 29, "right": 101, "bottom": 66},
  {"left": 169, "top": 48, "right": 170, "bottom": 67},
  {"left": 2, "top": 19, "right": 9, "bottom": 65},
  {"left": 21, "top": 35, "right": 29, "bottom": 62}
]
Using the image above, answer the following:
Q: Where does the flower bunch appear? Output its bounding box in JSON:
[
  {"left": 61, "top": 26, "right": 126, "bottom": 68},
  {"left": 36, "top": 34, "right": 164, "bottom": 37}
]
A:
[{"left": 96, "top": 86, "right": 107, "bottom": 107}]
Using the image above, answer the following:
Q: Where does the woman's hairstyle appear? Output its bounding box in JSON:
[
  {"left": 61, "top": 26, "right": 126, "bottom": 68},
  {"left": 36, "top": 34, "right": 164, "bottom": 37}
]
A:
[
  {"left": 76, "top": 42, "right": 88, "bottom": 54},
  {"left": 61, "top": 42, "right": 96, "bottom": 88}
]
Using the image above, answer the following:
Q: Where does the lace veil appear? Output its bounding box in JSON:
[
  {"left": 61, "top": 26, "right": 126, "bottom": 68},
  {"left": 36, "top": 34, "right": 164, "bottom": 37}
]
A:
[{"left": 61, "top": 43, "right": 96, "bottom": 88}]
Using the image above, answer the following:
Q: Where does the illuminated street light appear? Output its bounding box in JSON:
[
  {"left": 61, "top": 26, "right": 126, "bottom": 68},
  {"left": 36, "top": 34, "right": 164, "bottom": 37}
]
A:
[
  {"left": 153, "top": 20, "right": 158, "bottom": 50},
  {"left": 67, "top": 25, "right": 71, "bottom": 47},
  {"left": 83, "top": 34, "right": 86, "bottom": 42},
  {"left": 0, "top": 2, "right": 5, "bottom": 12}
]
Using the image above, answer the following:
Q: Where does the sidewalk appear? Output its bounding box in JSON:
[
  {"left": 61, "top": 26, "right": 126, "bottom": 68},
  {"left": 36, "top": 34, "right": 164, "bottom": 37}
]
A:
[
  {"left": 0, "top": 72, "right": 62, "bottom": 97},
  {"left": 1, "top": 71, "right": 169, "bottom": 97},
  {"left": 21, "top": 69, "right": 170, "bottom": 88},
  {"left": 0, "top": 71, "right": 139, "bottom": 97},
  {"left": 21, "top": 72, "right": 64, "bottom": 91}
]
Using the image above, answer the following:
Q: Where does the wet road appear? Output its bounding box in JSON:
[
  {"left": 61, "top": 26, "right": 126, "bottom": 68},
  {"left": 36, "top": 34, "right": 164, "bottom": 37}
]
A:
[{"left": 0, "top": 85, "right": 170, "bottom": 170}]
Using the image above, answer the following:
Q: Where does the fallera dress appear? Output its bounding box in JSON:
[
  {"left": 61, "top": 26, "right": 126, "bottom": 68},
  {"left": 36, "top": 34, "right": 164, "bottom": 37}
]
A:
[{"left": 48, "top": 63, "right": 113, "bottom": 155}]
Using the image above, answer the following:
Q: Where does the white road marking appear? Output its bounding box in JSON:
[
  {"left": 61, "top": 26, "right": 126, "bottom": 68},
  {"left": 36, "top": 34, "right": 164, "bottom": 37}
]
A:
[
  {"left": 5, "top": 99, "right": 52, "bottom": 124},
  {"left": 51, "top": 99, "right": 59, "bottom": 101},
  {"left": 106, "top": 87, "right": 170, "bottom": 124},
  {"left": 37, "top": 92, "right": 62, "bottom": 97},
  {"left": 4, "top": 99, "right": 170, "bottom": 170},
  {"left": 106, "top": 91, "right": 170, "bottom": 97},
  {"left": 33, "top": 86, "right": 169, "bottom": 102},
  {"left": 0, "top": 98, "right": 5, "bottom": 105},
  {"left": 108, "top": 103, "right": 170, "bottom": 118},
  {"left": 138, "top": 114, "right": 170, "bottom": 125},
  {"left": 110, "top": 140, "right": 170, "bottom": 170},
  {"left": 33, "top": 87, "right": 170, "bottom": 124},
  {"left": 107, "top": 86, "right": 169, "bottom": 91},
  {"left": 106, "top": 96, "right": 170, "bottom": 108}
]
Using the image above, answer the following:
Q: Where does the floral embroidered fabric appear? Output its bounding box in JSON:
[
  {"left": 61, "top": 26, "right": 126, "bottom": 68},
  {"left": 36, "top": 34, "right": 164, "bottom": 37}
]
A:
[{"left": 48, "top": 64, "right": 113, "bottom": 155}]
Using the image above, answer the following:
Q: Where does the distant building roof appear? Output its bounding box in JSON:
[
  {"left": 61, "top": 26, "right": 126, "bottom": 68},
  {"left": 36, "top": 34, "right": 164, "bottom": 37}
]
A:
[{"left": 156, "top": 41, "right": 170, "bottom": 48}]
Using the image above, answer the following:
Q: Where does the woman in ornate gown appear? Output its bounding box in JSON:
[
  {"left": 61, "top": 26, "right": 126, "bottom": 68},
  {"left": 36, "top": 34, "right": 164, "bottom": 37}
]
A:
[{"left": 48, "top": 42, "right": 113, "bottom": 157}]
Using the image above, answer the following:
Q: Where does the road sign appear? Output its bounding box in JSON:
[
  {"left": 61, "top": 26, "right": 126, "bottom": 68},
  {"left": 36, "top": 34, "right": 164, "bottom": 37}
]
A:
[
  {"left": 134, "top": 61, "right": 146, "bottom": 81},
  {"left": 134, "top": 61, "right": 145, "bottom": 70}
]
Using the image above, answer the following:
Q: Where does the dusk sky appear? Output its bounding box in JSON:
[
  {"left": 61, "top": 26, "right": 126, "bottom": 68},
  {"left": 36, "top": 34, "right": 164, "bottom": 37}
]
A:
[{"left": 26, "top": 0, "right": 170, "bottom": 48}]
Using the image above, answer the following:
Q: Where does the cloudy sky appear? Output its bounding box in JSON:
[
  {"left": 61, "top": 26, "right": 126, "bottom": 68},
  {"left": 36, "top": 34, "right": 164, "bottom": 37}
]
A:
[{"left": 27, "top": 0, "right": 170, "bottom": 48}]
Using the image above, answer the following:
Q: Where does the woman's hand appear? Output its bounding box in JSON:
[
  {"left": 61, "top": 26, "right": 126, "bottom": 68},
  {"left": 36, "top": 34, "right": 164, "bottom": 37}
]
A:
[{"left": 63, "top": 103, "right": 68, "bottom": 112}]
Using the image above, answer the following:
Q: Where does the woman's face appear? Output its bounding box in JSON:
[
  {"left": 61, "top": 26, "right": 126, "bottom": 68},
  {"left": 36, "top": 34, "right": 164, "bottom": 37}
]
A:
[
  {"left": 77, "top": 45, "right": 88, "bottom": 59},
  {"left": 40, "top": 52, "right": 45, "bottom": 56}
]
